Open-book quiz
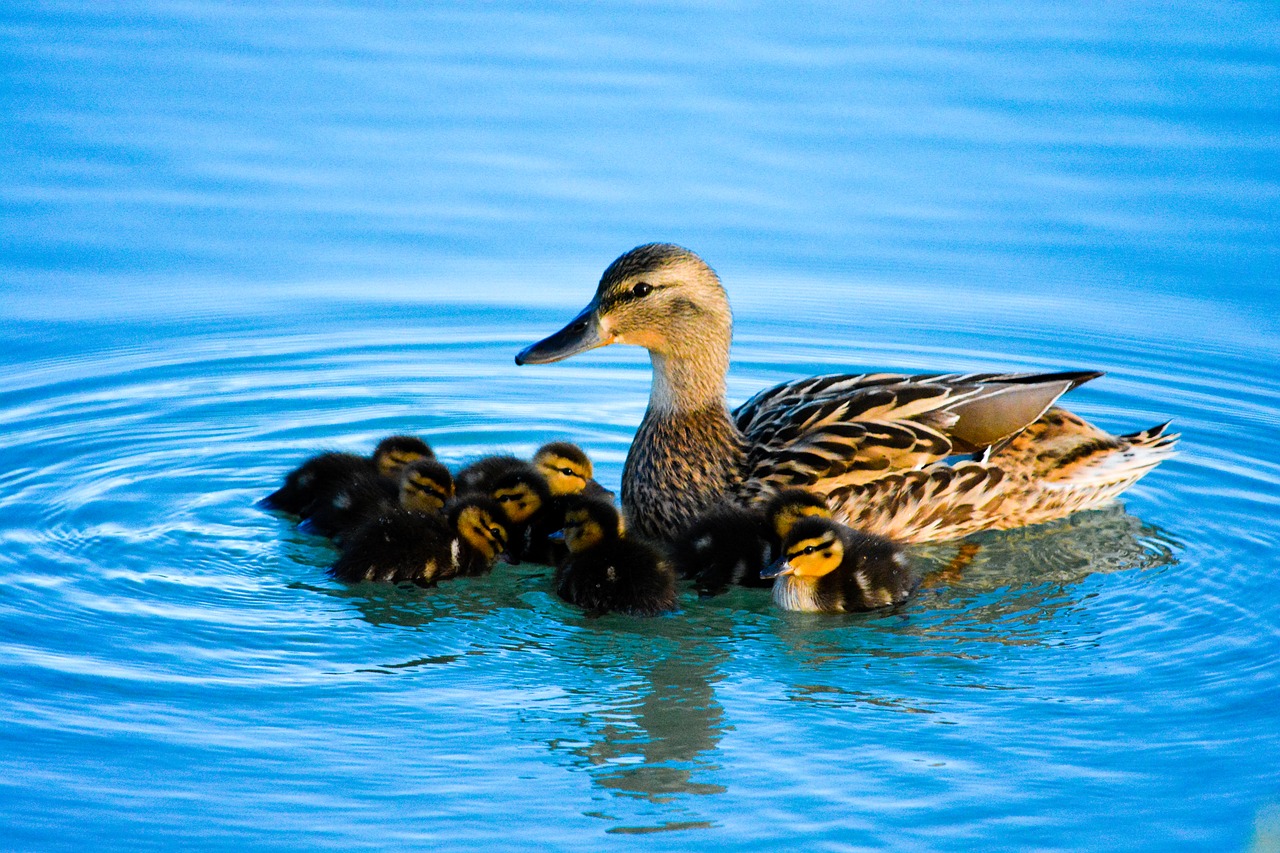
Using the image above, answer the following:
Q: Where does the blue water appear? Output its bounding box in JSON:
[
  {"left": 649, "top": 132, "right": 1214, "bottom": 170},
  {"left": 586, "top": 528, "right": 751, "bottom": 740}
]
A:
[{"left": 3, "top": 2, "right": 1279, "bottom": 850}]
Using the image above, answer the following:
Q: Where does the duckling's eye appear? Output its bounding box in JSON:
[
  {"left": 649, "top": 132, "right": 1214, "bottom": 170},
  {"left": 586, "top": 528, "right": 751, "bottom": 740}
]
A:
[
  {"left": 631, "top": 282, "right": 653, "bottom": 298},
  {"left": 489, "top": 526, "right": 503, "bottom": 538},
  {"left": 559, "top": 467, "right": 577, "bottom": 477}
]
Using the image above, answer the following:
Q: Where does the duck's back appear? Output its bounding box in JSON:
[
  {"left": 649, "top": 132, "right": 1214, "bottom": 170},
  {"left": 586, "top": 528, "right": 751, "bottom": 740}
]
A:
[{"left": 554, "top": 539, "right": 677, "bottom": 616}]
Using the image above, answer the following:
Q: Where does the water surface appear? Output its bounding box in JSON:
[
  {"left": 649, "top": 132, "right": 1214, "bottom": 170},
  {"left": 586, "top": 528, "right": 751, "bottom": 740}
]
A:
[{"left": 2, "top": 2, "right": 1278, "bottom": 850}]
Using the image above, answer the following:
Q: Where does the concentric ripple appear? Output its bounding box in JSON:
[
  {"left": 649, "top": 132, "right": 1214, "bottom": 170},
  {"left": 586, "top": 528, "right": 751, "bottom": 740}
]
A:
[{"left": 1, "top": 284, "right": 1277, "bottom": 849}]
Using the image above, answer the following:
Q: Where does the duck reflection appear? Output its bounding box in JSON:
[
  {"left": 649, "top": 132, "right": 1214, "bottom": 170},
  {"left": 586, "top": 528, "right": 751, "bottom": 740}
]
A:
[{"left": 546, "top": 612, "right": 731, "bottom": 809}]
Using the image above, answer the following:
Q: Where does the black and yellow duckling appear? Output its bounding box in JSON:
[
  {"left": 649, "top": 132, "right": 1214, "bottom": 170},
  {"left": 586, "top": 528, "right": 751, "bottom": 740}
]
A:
[
  {"left": 673, "top": 488, "right": 832, "bottom": 595},
  {"left": 527, "top": 441, "right": 612, "bottom": 565},
  {"left": 516, "top": 243, "right": 1178, "bottom": 545},
  {"left": 454, "top": 454, "right": 528, "bottom": 497},
  {"left": 532, "top": 441, "right": 612, "bottom": 500},
  {"left": 301, "top": 457, "right": 455, "bottom": 546},
  {"left": 330, "top": 495, "right": 509, "bottom": 585},
  {"left": 486, "top": 466, "right": 552, "bottom": 564},
  {"left": 761, "top": 516, "right": 912, "bottom": 613},
  {"left": 260, "top": 435, "right": 434, "bottom": 516},
  {"left": 554, "top": 496, "right": 677, "bottom": 617},
  {"left": 396, "top": 458, "right": 455, "bottom": 514}
]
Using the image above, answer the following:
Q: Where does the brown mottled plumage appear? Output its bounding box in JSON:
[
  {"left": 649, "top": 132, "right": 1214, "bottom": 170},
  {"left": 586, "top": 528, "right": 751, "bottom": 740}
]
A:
[{"left": 516, "top": 244, "right": 1178, "bottom": 544}]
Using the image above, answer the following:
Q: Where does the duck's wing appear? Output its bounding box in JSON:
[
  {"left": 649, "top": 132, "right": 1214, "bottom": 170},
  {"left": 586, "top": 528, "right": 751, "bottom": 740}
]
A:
[{"left": 734, "top": 371, "right": 1102, "bottom": 492}]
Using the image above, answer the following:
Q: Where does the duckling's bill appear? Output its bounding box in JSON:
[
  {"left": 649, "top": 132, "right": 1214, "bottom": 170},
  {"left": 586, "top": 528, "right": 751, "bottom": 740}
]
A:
[
  {"left": 515, "top": 302, "right": 610, "bottom": 365},
  {"left": 761, "top": 557, "right": 793, "bottom": 579}
]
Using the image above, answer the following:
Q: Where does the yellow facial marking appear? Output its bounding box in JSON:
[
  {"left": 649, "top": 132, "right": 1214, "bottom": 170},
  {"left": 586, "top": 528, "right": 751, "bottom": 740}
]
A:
[
  {"left": 493, "top": 483, "right": 542, "bottom": 523},
  {"left": 400, "top": 475, "right": 450, "bottom": 513},
  {"left": 535, "top": 454, "right": 590, "bottom": 497},
  {"left": 457, "top": 506, "right": 507, "bottom": 561},
  {"left": 772, "top": 504, "right": 831, "bottom": 540},
  {"left": 561, "top": 508, "right": 605, "bottom": 554},
  {"left": 784, "top": 535, "right": 844, "bottom": 578},
  {"left": 378, "top": 450, "right": 426, "bottom": 477}
]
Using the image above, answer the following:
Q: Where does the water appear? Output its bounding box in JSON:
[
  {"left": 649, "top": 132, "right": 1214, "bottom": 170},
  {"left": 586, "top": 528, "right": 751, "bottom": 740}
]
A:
[{"left": 3, "top": 2, "right": 1278, "bottom": 850}]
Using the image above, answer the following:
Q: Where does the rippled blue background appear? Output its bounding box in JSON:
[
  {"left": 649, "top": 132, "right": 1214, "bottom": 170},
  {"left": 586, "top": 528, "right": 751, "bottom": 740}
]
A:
[{"left": 3, "top": 2, "right": 1278, "bottom": 850}]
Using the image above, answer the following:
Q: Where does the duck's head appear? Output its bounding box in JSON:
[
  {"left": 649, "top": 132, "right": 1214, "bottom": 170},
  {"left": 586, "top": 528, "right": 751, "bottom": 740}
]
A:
[
  {"left": 373, "top": 435, "right": 434, "bottom": 479},
  {"left": 490, "top": 468, "right": 551, "bottom": 525},
  {"left": 533, "top": 442, "right": 595, "bottom": 497},
  {"left": 399, "top": 459, "right": 454, "bottom": 514},
  {"left": 762, "top": 516, "right": 844, "bottom": 580},
  {"left": 515, "top": 244, "right": 732, "bottom": 367},
  {"left": 559, "top": 496, "right": 623, "bottom": 554},
  {"left": 449, "top": 496, "right": 510, "bottom": 564},
  {"left": 764, "top": 489, "right": 833, "bottom": 541}
]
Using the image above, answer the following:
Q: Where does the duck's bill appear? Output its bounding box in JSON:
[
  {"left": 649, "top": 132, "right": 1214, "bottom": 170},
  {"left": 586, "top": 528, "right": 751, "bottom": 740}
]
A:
[
  {"left": 761, "top": 557, "right": 795, "bottom": 579},
  {"left": 515, "top": 303, "right": 608, "bottom": 365}
]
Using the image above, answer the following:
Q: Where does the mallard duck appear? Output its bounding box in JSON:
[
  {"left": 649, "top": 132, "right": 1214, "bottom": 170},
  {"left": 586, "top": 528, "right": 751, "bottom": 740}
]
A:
[
  {"left": 673, "top": 488, "right": 832, "bottom": 594},
  {"left": 260, "top": 435, "right": 434, "bottom": 516},
  {"left": 515, "top": 243, "right": 1178, "bottom": 544},
  {"left": 554, "top": 496, "right": 677, "bottom": 616},
  {"left": 330, "top": 495, "right": 509, "bottom": 585},
  {"left": 300, "top": 457, "right": 455, "bottom": 545},
  {"left": 761, "top": 516, "right": 912, "bottom": 613}
]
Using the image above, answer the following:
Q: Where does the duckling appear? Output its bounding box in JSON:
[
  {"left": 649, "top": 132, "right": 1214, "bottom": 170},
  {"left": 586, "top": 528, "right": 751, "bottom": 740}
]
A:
[
  {"left": 532, "top": 441, "right": 612, "bottom": 500},
  {"left": 516, "top": 243, "right": 1178, "bottom": 544},
  {"left": 487, "top": 466, "right": 552, "bottom": 564},
  {"left": 527, "top": 441, "right": 611, "bottom": 565},
  {"left": 371, "top": 435, "right": 435, "bottom": 480},
  {"left": 554, "top": 496, "right": 677, "bottom": 617},
  {"left": 330, "top": 495, "right": 509, "bottom": 585},
  {"left": 454, "top": 454, "right": 528, "bottom": 497},
  {"left": 260, "top": 435, "right": 434, "bottom": 516},
  {"left": 761, "top": 516, "right": 912, "bottom": 613},
  {"left": 301, "top": 457, "right": 455, "bottom": 546},
  {"left": 259, "top": 451, "right": 371, "bottom": 516},
  {"left": 673, "top": 488, "right": 832, "bottom": 595},
  {"left": 397, "top": 458, "right": 455, "bottom": 514}
]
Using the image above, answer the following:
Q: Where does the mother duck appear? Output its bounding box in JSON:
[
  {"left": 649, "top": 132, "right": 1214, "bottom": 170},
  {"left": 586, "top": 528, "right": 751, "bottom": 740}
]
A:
[{"left": 515, "top": 244, "right": 1176, "bottom": 545}]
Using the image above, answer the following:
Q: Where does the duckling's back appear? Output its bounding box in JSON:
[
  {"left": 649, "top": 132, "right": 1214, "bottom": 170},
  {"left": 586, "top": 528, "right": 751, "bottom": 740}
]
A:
[
  {"left": 554, "top": 539, "right": 677, "bottom": 617},
  {"left": 331, "top": 509, "right": 452, "bottom": 585}
]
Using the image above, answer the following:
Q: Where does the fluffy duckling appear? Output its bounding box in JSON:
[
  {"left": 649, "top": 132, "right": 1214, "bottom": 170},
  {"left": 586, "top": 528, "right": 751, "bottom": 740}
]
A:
[
  {"left": 487, "top": 466, "right": 552, "bottom": 564},
  {"left": 330, "top": 496, "right": 509, "bottom": 585},
  {"left": 260, "top": 451, "right": 370, "bottom": 516},
  {"left": 371, "top": 435, "right": 435, "bottom": 480},
  {"left": 762, "top": 516, "right": 912, "bottom": 613},
  {"left": 528, "top": 441, "right": 611, "bottom": 565},
  {"left": 454, "top": 454, "right": 527, "bottom": 497},
  {"left": 554, "top": 496, "right": 677, "bottom": 617},
  {"left": 261, "top": 435, "right": 434, "bottom": 516},
  {"left": 397, "top": 458, "right": 455, "bottom": 514},
  {"left": 673, "top": 488, "right": 832, "bottom": 595},
  {"left": 301, "top": 457, "right": 455, "bottom": 546},
  {"left": 533, "top": 441, "right": 612, "bottom": 500}
]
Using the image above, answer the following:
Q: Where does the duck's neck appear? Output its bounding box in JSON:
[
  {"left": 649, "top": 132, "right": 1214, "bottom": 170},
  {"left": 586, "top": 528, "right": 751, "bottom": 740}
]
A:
[{"left": 647, "top": 349, "right": 729, "bottom": 415}]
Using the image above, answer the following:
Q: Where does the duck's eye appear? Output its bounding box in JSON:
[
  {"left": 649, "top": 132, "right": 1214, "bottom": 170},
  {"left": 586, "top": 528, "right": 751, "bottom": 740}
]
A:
[
  {"left": 631, "top": 282, "right": 653, "bottom": 298},
  {"left": 560, "top": 467, "right": 577, "bottom": 477},
  {"left": 489, "top": 527, "right": 503, "bottom": 538}
]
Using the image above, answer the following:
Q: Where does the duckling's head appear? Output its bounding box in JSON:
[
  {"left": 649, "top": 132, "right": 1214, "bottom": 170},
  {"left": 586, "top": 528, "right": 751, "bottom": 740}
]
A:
[
  {"left": 490, "top": 468, "right": 551, "bottom": 525},
  {"left": 515, "top": 244, "right": 732, "bottom": 367},
  {"left": 449, "top": 496, "right": 510, "bottom": 564},
  {"left": 763, "top": 516, "right": 845, "bottom": 580},
  {"left": 533, "top": 442, "right": 594, "bottom": 497},
  {"left": 559, "top": 496, "right": 623, "bottom": 554},
  {"left": 765, "top": 488, "right": 833, "bottom": 541},
  {"left": 399, "top": 459, "right": 454, "bottom": 514},
  {"left": 373, "top": 435, "right": 434, "bottom": 478}
]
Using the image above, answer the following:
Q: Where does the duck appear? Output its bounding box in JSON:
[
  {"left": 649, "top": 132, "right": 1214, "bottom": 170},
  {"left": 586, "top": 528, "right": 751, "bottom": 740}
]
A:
[
  {"left": 330, "top": 495, "right": 509, "bottom": 585},
  {"left": 515, "top": 243, "right": 1179, "bottom": 545},
  {"left": 761, "top": 516, "right": 912, "bottom": 613},
  {"left": 554, "top": 496, "right": 678, "bottom": 617},
  {"left": 485, "top": 466, "right": 552, "bottom": 564},
  {"left": 672, "top": 488, "right": 832, "bottom": 594},
  {"left": 527, "top": 441, "right": 612, "bottom": 565},
  {"left": 260, "top": 435, "right": 434, "bottom": 516},
  {"left": 397, "top": 458, "right": 455, "bottom": 514}
]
